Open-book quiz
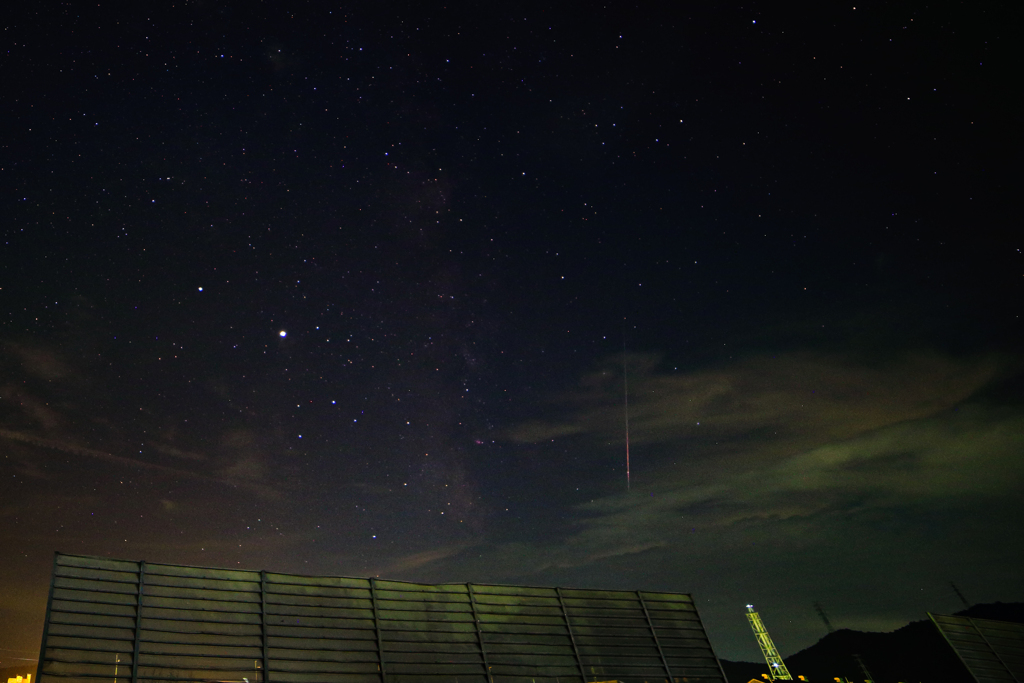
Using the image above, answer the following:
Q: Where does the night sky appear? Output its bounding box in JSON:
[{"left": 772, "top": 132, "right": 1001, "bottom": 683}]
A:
[{"left": 2, "top": 0, "right": 1021, "bottom": 666}]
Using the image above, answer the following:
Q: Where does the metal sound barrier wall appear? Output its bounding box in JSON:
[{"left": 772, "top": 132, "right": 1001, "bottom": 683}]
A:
[
  {"left": 929, "top": 613, "right": 1024, "bottom": 683},
  {"left": 37, "top": 553, "right": 727, "bottom": 683}
]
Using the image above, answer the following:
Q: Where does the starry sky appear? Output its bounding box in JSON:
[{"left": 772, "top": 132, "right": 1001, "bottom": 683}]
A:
[{"left": 1, "top": 0, "right": 1021, "bottom": 666}]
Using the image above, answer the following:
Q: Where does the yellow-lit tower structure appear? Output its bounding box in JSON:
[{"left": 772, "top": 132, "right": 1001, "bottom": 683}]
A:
[{"left": 746, "top": 604, "right": 793, "bottom": 680}]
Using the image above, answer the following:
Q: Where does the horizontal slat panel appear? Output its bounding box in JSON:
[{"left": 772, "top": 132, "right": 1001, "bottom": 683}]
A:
[
  {"left": 266, "top": 624, "right": 376, "bottom": 639},
  {"left": 577, "top": 644, "right": 660, "bottom": 656},
  {"left": 144, "top": 573, "right": 260, "bottom": 592},
  {"left": 270, "top": 649, "right": 380, "bottom": 663},
  {"left": 386, "top": 663, "right": 484, "bottom": 675},
  {"left": 473, "top": 595, "right": 559, "bottom": 607},
  {"left": 268, "top": 603, "right": 375, "bottom": 619},
  {"left": 53, "top": 588, "right": 138, "bottom": 606},
  {"left": 54, "top": 565, "right": 139, "bottom": 584},
  {"left": 142, "top": 595, "right": 261, "bottom": 613},
  {"left": 268, "top": 593, "right": 373, "bottom": 609},
  {"left": 383, "top": 652, "right": 481, "bottom": 665},
  {"left": 483, "top": 633, "right": 573, "bottom": 646},
  {"left": 266, "top": 583, "right": 372, "bottom": 599},
  {"left": 139, "top": 618, "right": 262, "bottom": 636},
  {"left": 136, "top": 667, "right": 262, "bottom": 680},
  {"left": 266, "top": 614, "right": 375, "bottom": 629},
  {"left": 145, "top": 563, "right": 258, "bottom": 582},
  {"left": 565, "top": 606, "right": 643, "bottom": 617},
  {"left": 48, "top": 623, "right": 135, "bottom": 640},
  {"left": 271, "top": 660, "right": 381, "bottom": 673},
  {"left": 266, "top": 673, "right": 382, "bottom": 683},
  {"left": 470, "top": 585, "right": 557, "bottom": 598},
  {"left": 659, "top": 632, "right": 712, "bottom": 643},
  {"left": 571, "top": 616, "right": 649, "bottom": 628},
  {"left": 51, "top": 600, "right": 136, "bottom": 618},
  {"left": 45, "top": 648, "right": 130, "bottom": 665},
  {"left": 640, "top": 591, "right": 692, "bottom": 601},
  {"left": 574, "top": 634, "right": 655, "bottom": 645},
  {"left": 144, "top": 584, "right": 260, "bottom": 603},
  {"left": 380, "top": 620, "right": 477, "bottom": 633},
  {"left": 378, "top": 609, "right": 475, "bottom": 623},
  {"left": 135, "top": 678, "right": 260, "bottom": 683},
  {"left": 486, "top": 642, "right": 573, "bottom": 655},
  {"left": 378, "top": 598, "right": 472, "bottom": 612},
  {"left": 376, "top": 591, "right": 470, "bottom": 604},
  {"left": 270, "top": 635, "right": 379, "bottom": 650},
  {"left": 489, "top": 664, "right": 581, "bottom": 676},
  {"left": 580, "top": 654, "right": 664, "bottom": 667},
  {"left": 42, "top": 660, "right": 126, "bottom": 676},
  {"left": 50, "top": 611, "right": 136, "bottom": 629},
  {"left": 54, "top": 577, "right": 139, "bottom": 595},
  {"left": 478, "top": 613, "right": 565, "bottom": 626},
  {"left": 487, "top": 654, "right": 578, "bottom": 666},
  {"left": 45, "top": 635, "right": 133, "bottom": 652},
  {"left": 649, "top": 607, "right": 699, "bottom": 618},
  {"left": 41, "top": 555, "right": 725, "bottom": 683},
  {"left": 665, "top": 656, "right": 722, "bottom": 668},
  {"left": 665, "top": 666, "right": 725, "bottom": 678},
  {"left": 383, "top": 641, "right": 480, "bottom": 654},
  {"left": 136, "top": 653, "right": 261, "bottom": 669},
  {"left": 374, "top": 582, "right": 468, "bottom": 595},
  {"left": 382, "top": 630, "right": 479, "bottom": 643},
  {"left": 266, "top": 573, "right": 370, "bottom": 589},
  {"left": 38, "top": 676, "right": 108, "bottom": 683},
  {"left": 651, "top": 616, "right": 702, "bottom": 628},
  {"left": 662, "top": 644, "right": 716, "bottom": 655},
  {"left": 565, "top": 598, "right": 641, "bottom": 609},
  {"left": 141, "top": 607, "right": 261, "bottom": 623},
  {"left": 139, "top": 641, "right": 261, "bottom": 658},
  {"left": 58, "top": 555, "right": 139, "bottom": 573},
  {"left": 474, "top": 604, "right": 564, "bottom": 617},
  {"left": 572, "top": 625, "right": 658, "bottom": 638}
]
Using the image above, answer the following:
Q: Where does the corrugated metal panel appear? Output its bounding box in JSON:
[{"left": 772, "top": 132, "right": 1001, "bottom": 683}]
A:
[
  {"left": 37, "top": 553, "right": 726, "bottom": 683},
  {"left": 930, "top": 613, "right": 1024, "bottom": 683}
]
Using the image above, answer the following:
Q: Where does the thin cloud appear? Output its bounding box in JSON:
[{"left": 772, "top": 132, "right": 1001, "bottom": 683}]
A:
[
  {"left": 0, "top": 427, "right": 281, "bottom": 497},
  {"left": 507, "top": 351, "right": 1000, "bottom": 452},
  {"left": 150, "top": 442, "right": 206, "bottom": 461},
  {"left": 483, "top": 350, "right": 1016, "bottom": 580}
]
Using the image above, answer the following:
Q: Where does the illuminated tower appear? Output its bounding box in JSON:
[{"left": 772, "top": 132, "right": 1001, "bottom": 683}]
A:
[{"left": 746, "top": 604, "right": 793, "bottom": 680}]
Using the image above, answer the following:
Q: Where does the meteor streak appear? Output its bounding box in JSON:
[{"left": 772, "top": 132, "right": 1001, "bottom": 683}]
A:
[{"left": 623, "top": 337, "right": 631, "bottom": 491}]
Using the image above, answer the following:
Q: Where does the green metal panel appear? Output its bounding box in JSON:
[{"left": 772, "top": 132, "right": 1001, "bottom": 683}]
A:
[
  {"left": 38, "top": 554, "right": 726, "bottom": 683},
  {"left": 930, "top": 613, "right": 1024, "bottom": 683}
]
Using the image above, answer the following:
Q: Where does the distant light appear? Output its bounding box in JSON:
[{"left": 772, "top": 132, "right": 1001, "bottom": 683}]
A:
[
  {"left": 279, "top": 330, "right": 287, "bottom": 337},
  {"left": 198, "top": 287, "right": 203, "bottom": 291}
]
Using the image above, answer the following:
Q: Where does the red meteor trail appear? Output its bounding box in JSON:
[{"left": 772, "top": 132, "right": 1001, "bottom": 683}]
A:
[{"left": 624, "top": 339, "right": 631, "bottom": 491}]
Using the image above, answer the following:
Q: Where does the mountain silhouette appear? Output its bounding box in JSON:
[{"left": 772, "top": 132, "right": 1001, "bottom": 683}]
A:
[{"left": 720, "top": 602, "right": 1024, "bottom": 683}]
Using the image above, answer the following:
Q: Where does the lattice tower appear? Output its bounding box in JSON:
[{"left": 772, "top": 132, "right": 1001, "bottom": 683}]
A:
[{"left": 746, "top": 604, "right": 793, "bottom": 680}]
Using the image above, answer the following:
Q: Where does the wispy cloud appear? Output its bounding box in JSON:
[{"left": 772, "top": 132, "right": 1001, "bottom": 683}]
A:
[
  {"left": 507, "top": 351, "right": 1001, "bottom": 452},
  {"left": 483, "top": 350, "right": 1017, "bottom": 580},
  {"left": 0, "top": 341, "right": 289, "bottom": 497}
]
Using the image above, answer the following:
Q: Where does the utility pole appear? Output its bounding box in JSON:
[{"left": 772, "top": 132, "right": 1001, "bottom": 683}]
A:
[
  {"left": 852, "top": 654, "right": 874, "bottom": 683},
  {"left": 814, "top": 602, "right": 835, "bottom": 634},
  {"left": 746, "top": 605, "right": 793, "bottom": 680},
  {"left": 949, "top": 582, "right": 971, "bottom": 610}
]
